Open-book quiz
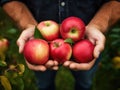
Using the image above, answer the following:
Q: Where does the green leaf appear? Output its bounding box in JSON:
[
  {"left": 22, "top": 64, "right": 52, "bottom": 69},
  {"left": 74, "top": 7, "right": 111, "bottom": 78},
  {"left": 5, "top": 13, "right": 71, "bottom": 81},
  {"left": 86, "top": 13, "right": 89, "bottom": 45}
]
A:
[
  {"left": 111, "top": 40, "right": 120, "bottom": 46},
  {"left": 7, "top": 28, "right": 17, "bottom": 34},
  {"left": 10, "top": 77, "right": 24, "bottom": 90},
  {"left": 111, "top": 28, "right": 120, "bottom": 33},
  {"left": 4, "top": 70, "right": 18, "bottom": 79},
  {"left": 64, "top": 38, "right": 74, "bottom": 45},
  {"left": 16, "top": 78, "right": 24, "bottom": 90},
  {"left": 0, "top": 52, "right": 7, "bottom": 66},
  {"left": 109, "top": 34, "right": 120, "bottom": 38},
  {"left": 0, "top": 60, "right": 7, "bottom": 67},
  {"left": 34, "top": 26, "right": 44, "bottom": 39},
  {"left": 0, "top": 76, "right": 12, "bottom": 90},
  {"left": 17, "top": 64, "right": 25, "bottom": 75}
]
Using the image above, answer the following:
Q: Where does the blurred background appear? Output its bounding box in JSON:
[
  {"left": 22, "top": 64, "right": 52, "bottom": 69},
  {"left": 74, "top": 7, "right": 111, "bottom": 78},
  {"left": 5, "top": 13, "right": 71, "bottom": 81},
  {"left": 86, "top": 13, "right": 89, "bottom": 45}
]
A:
[{"left": 0, "top": 7, "right": 120, "bottom": 90}]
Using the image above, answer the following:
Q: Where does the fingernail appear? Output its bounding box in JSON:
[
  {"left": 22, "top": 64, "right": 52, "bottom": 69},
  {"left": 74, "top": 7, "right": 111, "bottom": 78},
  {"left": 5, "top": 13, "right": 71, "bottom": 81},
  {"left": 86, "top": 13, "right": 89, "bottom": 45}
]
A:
[
  {"left": 63, "top": 61, "right": 69, "bottom": 66},
  {"left": 96, "top": 51, "right": 100, "bottom": 58},
  {"left": 40, "top": 67, "right": 46, "bottom": 72},
  {"left": 53, "top": 66, "right": 59, "bottom": 70},
  {"left": 70, "top": 64, "right": 75, "bottom": 69}
]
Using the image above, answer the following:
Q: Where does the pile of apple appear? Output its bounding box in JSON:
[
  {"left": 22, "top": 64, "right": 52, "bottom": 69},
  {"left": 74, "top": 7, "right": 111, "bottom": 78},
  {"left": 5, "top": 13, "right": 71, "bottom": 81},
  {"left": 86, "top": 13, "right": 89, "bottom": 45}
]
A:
[{"left": 23, "top": 16, "right": 95, "bottom": 65}]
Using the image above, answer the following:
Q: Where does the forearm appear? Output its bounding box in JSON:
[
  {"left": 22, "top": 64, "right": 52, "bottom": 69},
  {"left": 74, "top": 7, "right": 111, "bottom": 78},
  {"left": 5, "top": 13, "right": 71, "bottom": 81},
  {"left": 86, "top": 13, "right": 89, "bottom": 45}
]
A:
[
  {"left": 2, "top": 1, "right": 37, "bottom": 30},
  {"left": 88, "top": 1, "right": 120, "bottom": 33}
]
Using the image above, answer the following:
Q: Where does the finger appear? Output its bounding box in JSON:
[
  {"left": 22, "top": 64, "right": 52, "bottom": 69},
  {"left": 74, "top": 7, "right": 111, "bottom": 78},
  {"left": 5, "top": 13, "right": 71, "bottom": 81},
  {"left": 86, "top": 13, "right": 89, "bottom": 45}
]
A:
[
  {"left": 52, "top": 66, "right": 59, "bottom": 70},
  {"left": 63, "top": 61, "right": 74, "bottom": 67},
  {"left": 45, "top": 60, "right": 59, "bottom": 70},
  {"left": 17, "top": 38, "right": 25, "bottom": 53},
  {"left": 17, "top": 36, "right": 34, "bottom": 53},
  {"left": 69, "top": 59, "right": 96, "bottom": 70},
  {"left": 45, "top": 60, "right": 54, "bottom": 68},
  {"left": 94, "top": 44, "right": 103, "bottom": 58},
  {"left": 17, "top": 31, "right": 28, "bottom": 53},
  {"left": 17, "top": 29, "right": 35, "bottom": 53},
  {"left": 53, "top": 60, "right": 59, "bottom": 66},
  {"left": 94, "top": 36, "right": 105, "bottom": 58},
  {"left": 29, "top": 37, "right": 34, "bottom": 40},
  {"left": 26, "top": 60, "right": 47, "bottom": 71}
]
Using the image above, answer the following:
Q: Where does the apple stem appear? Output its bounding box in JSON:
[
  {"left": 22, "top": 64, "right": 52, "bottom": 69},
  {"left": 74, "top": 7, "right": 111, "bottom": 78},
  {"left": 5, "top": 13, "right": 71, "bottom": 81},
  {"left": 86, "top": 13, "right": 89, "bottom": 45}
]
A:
[
  {"left": 71, "top": 28, "right": 77, "bottom": 33},
  {"left": 45, "top": 22, "right": 50, "bottom": 27},
  {"left": 47, "top": 41, "right": 51, "bottom": 44},
  {"left": 53, "top": 42, "right": 60, "bottom": 47}
]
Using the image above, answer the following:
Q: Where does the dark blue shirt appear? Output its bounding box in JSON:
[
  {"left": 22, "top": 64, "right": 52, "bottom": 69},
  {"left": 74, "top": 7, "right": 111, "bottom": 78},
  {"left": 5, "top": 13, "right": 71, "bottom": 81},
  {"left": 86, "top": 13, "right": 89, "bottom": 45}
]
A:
[{"left": 0, "top": 0, "right": 119, "bottom": 24}]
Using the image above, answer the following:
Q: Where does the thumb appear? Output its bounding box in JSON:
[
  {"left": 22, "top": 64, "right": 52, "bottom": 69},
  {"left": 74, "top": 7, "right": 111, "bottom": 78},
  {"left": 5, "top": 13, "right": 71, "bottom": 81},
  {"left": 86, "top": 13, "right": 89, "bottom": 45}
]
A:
[
  {"left": 93, "top": 43, "right": 104, "bottom": 58},
  {"left": 17, "top": 38, "right": 25, "bottom": 53}
]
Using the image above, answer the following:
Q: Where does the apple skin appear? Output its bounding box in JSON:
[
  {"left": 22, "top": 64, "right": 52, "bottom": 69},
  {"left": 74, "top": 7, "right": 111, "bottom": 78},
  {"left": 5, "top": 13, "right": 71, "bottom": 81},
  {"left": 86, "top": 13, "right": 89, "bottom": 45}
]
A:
[
  {"left": 23, "top": 39, "right": 49, "bottom": 65},
  {"left": 37, "top": 20, "right": 59, "bottom": 41},
  {"left": 60, "top": 16, "right": 85, "bottom": 42},
  {"left": 50, "top": 39, "right": 72, "bottom": 64},
  {"left": 0, "top": 38, "right": 9, "bottom": 53},
  {"left": 73, "top": 39, "right": 94, "bottom": 63}
]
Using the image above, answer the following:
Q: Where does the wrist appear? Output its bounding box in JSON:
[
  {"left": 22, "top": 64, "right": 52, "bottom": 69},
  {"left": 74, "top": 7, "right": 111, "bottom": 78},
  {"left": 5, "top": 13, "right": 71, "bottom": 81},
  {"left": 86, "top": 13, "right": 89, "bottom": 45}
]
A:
[
  {"left": 26, "top": 24, "right": 36, "bottom": 29},
  {"left": 86, "top": 23, "right": 106, "bottom": 33},
  {"left": 20, "top": 23, "right": 37, "bottom": 31},
  {"left": 86, "top": 24, "right": 100, "bottom": 32}
]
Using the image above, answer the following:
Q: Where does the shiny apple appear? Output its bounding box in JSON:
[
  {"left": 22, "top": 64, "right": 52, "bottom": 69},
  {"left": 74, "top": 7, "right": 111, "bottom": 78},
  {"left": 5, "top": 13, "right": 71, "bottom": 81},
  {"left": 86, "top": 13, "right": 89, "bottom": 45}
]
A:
[
  {"left": 60, "top": 16, "right": 85, "bottom": 42},
  {"left": 50, "top": 39, "right": 72, "bottom": 64},
  {"left": 37, "top": 20, "right": 59, "bottom": 41},
  {"left": 23, "top": 39, "right": 49, "bottom": 65},
  {"left": 73, "top": 39, "right": 94, "bottom": 63}
]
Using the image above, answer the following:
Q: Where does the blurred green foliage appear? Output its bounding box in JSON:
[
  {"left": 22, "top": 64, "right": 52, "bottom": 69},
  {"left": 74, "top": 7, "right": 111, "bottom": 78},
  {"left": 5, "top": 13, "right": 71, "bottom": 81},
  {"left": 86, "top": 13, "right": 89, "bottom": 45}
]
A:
[
  {"left": 0, "top": 8, "right": 38, "bottom": 90},
  {"left": 92, "top": 21, "right": 120, "bottom": 90}
]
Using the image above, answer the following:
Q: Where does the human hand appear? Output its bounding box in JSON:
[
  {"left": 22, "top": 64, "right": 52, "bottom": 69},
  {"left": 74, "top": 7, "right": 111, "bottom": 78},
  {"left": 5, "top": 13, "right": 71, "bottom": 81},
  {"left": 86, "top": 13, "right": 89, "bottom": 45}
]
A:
[
  {"left": 25, "top": 60, "right": 59, "bottom": 71},
  {"left": 17, "top": 25, "right": 35, "bottom": 53},
  {"left": 63, "top": 25, "right": 106, "bottom": 71},
  {"left": 17, "top": 25, "right": 59, "bottom": 71}
]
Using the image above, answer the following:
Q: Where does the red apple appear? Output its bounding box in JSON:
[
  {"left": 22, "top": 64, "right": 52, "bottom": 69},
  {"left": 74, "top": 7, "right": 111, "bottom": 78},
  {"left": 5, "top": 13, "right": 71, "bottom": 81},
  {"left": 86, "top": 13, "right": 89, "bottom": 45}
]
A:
[
  {"left": 23, "top": 39, "right": 49, "bottom": 65},
  {"left": 0, "top": 38, "right": 9, "bottom": 53},
  {"left": 73, "top": 39, "right": 94, "bottom": 63},
  {"left": 50, "top": 39, "right": 72, "bottom": 64},
  {"left": 60, "top": 16, "right": 85, "bottom": 42},
  {"left": 37, "top": 20, "right": 59, "bottom": 41}
]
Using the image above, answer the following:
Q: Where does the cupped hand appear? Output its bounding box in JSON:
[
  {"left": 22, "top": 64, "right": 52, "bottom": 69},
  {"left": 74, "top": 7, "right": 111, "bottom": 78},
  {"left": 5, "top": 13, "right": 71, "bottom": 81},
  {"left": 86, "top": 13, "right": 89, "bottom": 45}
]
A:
[
  {"left": 63, "top": 25, "right": 106, "bottom": 71},
  {"left": 17, "top": 25, "right": 35, "bottom": 53},
  {"left": 25, "top": 60, "right": 59, "bottom": 71},
  {"left": 17, "top": 25, "right": 59, "bottom": 71}
]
